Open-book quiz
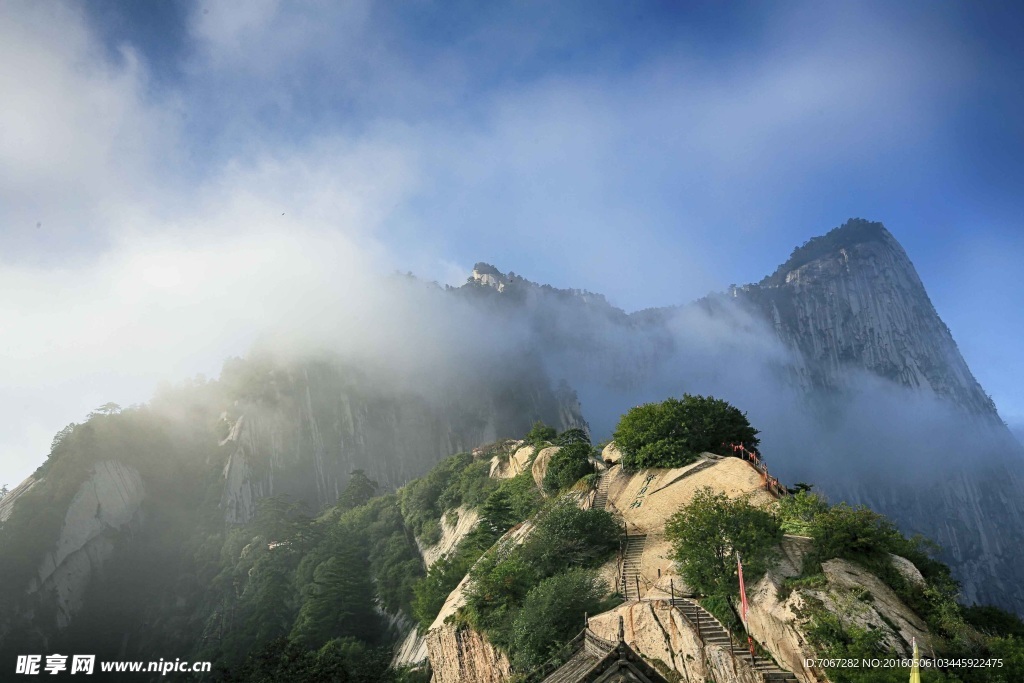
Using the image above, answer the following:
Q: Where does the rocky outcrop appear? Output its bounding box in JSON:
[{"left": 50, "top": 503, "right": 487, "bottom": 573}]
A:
[
  {"left": 420, "top": 506, "right": 481, "bottom": 569},
  {"left": 740, "top": 538, "right": 933, "bottom": 683},
  {"left": 818, "top": 558, "right": 929, "bottom": 655},
  {"left": 531, "top": 446, "right": 559, "bottom": 492},
  {"left": 489, "top": 443, "right": 533, "bottom": 480},
  {"left": 0, "top": 475, "right": 38, "bottom": 523},
  {"left": 32, "top": 461, "right": 146, "bottom": 629},
  {"left": 423, "top": 521, "right": 535, "bottom": 683},
  {"left": 601, "top": 442, "right": 623, "bottom": 465},
  {"left": 394, "top": 628, "right": 429, "bottom": 669}
]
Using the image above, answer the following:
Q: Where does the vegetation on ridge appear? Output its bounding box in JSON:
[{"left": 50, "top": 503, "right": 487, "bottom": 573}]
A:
[{"left": 614, "top": 394, "right": 759, "bottom": 471}]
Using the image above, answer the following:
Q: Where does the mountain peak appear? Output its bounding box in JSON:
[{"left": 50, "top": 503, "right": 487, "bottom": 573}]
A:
[
  {"left": 761, "top": 218, "right": 894, "bottom": 287},
  {"left": 470, "top": 262, "right": 508, "bottom": 291}
]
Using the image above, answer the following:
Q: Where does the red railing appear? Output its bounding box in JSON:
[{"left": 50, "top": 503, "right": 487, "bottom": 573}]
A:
[{"left": 723, "top": 443, "right": 789, "bottom": 498}]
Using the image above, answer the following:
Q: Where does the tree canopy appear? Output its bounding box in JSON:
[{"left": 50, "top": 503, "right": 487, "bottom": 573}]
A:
[
  {"left": 665, "top": 487, "right": 781, "bottom": 598},
  {"left": 542, "top": 443, "right": 594, "bottom": 493},
  {"left": 613, "top": 395, "right": 759, "bottom": 470}
]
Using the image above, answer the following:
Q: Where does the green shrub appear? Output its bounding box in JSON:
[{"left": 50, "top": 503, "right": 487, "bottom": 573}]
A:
[
  {"left": 461, "top": 495, "right": 620, "bottom": 659},
  {"left": 778, "top": 490, "right": 828, "bottom": 536},
  {"left": 962, "top": 605, "right": 1024, "bottom": 638},
  {"left": 699, "top": 593, "right": 741, "bottom": 633},
  {"left": 465, "top": 554, "right": 540, "bottom": 646},
  {"left": 400, "top": 453, "right": 495, "bottom": 544},
  {"left": 809, "top": 503, "right": 904, "bottom": 562},
  {"left": 542, "top": 443, "right": 594, "bottom": 493},
  {"left": 509, "top": 569, "right": 608, "bottom": 671},
  {"left": 665, "top": 487, "right": 781, "bottom": 598},
  {"left": 613, "top": 395, "right": 759, "bottom": 471},
  {"left": 524, "top": 501, "right": 620, "bottom": 576}
]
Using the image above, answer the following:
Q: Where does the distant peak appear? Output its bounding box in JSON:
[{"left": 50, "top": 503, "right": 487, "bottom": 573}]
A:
[
  {"left": 472, "top": 262, "right": 504, "bottom": 277},
  {"left": 761, "top": 218, "right": 896, "bottom": 286},
  {"left": 470, "top": 263, "right": 508, "bottom": 291}
]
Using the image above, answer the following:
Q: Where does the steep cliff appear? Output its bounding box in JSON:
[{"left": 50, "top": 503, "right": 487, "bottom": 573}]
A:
[
  {"left": 737, "top": 219, "right": 996, "bottom": 416},
  {"left": 0, "top": 460, "right": 147, "bottom": 650},
  {"left": 32, "top": 461, "right": 146, "bottom": 629},
  {"left": 219, "top": 357, "right": 585, "bottom": 523}
]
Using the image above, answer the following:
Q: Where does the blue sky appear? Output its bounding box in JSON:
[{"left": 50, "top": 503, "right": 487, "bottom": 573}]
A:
[{"left": 1, "top": 1, "right": 1022, "bottom": 486}]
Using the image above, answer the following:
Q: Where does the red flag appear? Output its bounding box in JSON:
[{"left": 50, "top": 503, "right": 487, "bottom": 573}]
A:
[{"left": 737, "top": 552, "right": 749, "bottom": 628}]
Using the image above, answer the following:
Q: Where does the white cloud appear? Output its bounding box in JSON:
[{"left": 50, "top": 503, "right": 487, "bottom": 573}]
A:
[{"left": 0, "top": 2, "right": 182, "bottom": 255}]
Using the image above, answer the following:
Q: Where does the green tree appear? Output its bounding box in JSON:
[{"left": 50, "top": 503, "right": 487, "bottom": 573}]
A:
[
  {"left": 613, "top": 395, "right": 759, "bottom": 471},
  {"left": 338, "top": 470, "right": 380, "bottom": 510},
  {"left": 90, "top": 402, "right": 122, "bottom": 416},
  {"left": 665, "top": 487, "right": 781, "bottom": 597},
  {"left": 778, "top": 489, "right": 829, "bottom": 535},
  {"left": 465, "top": 553, "right": 539, "bottom": 644},
  {"left": 479, "top": 473, "right": 543, "bottom": 535},
  {"left": 49, "top": 423, "right": 77, "bottom": 452},
  {"left": 509, "top": 569, "right": 608, "bottom": 671},
  {"left": 554, "top": 428, "right": 590, "bottom": 447},
  {"left": 962, "top": 605, "right": 1024, "bottom": 638},
  {"left": 542, "top": 443, "right": 594, "bottom": 493},
  {"left": 290, "top": 528, "right": 377, "bottom": 647},
  {"left": 526, "top": 421, "right": 557, "bottom": 446}
]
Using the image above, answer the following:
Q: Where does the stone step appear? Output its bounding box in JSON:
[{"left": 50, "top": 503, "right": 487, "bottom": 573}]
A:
[{"left": 670, "top": 598, "right": 801, "bottom": 683}]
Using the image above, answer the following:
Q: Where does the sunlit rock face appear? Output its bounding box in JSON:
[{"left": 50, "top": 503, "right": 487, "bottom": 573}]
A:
[
  {"left": 220, "top": 359, "right": 586, "bottom": 523},
  {"left": 736, "top": 219, "right": 996, "bottom": 416}
]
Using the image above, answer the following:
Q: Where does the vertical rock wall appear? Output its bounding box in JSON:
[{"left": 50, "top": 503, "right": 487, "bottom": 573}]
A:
[
  {"left": 220, "top": 360, "right": 585, "bottom": 523},
  {"left": 32, "top": 461, "right": 146, "bottom": 629}
]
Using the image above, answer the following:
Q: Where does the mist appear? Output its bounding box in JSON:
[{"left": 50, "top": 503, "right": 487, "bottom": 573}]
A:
[{"left": 2, "top": 0, "right": 1023, "bottom": 493}]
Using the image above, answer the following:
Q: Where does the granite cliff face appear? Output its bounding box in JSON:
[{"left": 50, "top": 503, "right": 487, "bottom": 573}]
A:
[
  {"left": 220, "top": 358, "right": 586, "bottom": 523},
  {"left": 33, "top": 461, "right": 146, "bottom": 629},
  {"left": 735, "top": 219, "right": 997, "bottom": 416},
  {"left": 0, "top": 460, "right": 146, "bottom": 646}
]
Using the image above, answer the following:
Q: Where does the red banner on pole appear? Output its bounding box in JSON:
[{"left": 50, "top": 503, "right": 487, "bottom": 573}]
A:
[{"left": 737, "top": 552, "right": 749, "bottom": 627}]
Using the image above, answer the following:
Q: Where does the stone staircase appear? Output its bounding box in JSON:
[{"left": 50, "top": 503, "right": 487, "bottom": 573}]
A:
[
  {"left": 592, "top": 472, "right": 610, "bottom": 510},
  {"left": 621, "top": 534, "right": 647, "bottom": 600},
  {"left": 671, "top": 598, "right": 798, "bottom": 682}
]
